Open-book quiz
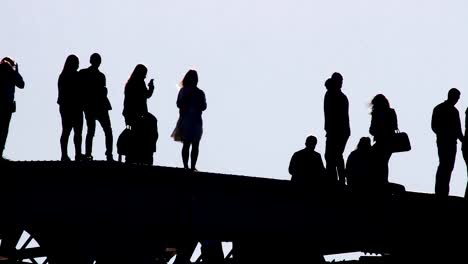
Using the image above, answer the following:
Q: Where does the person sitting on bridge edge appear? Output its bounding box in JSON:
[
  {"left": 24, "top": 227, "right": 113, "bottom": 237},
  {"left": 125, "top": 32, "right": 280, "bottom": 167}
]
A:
[
  {"left": 289, "top": 135, "right": 326, "bottom": 188},
  {"left": 346, "top": 137, "right": 372, "bottom": 192},
  {"left": 0, "top": 57, "right": 25, "bottom": 162},
  {"left": 432, "top": 88, "right": 463, "bottom": 197},
  {"left": 80, "top": 53, "right": 114, "bottom": 161}
]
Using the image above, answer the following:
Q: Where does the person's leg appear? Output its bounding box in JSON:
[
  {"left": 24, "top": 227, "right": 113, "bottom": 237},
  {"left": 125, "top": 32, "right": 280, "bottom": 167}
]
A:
[
  {"left": 72, "top": 110, "right": 84, "bottom": 160},
  {"left": 98, "top": 111, "right": 114, "bottom": 161},
  {"left": 59, "top": 107, "right": 73, "bottom": 161},
  {"left": 336, "top": 135, "right": 349, "bottom": 185},
  {"left": 464, "top": 147, "right": 468, "bottom": 199},
  {"left": 182, "top": 141, "right": 190, "bottom": 169},
  {"left": 435, "top": 140, "right": 456, "bottom": 196},
  {"left": 191, "top": 140, "right": 200, "bottom": 170},
  {"left": 382, "top": 149, "right": 392, "bottom": 184},
  {"left": 84, "top": 111, "right": 96, "bottom": 159},
  {"left": 371, "top": 141, "right": 389, "bottom": 188},
  {"left": 0, "top": 110, "right": 13, "bottom": 159},
  {"left": 325, "top": 136, "right": 338, "bottom": 182}
]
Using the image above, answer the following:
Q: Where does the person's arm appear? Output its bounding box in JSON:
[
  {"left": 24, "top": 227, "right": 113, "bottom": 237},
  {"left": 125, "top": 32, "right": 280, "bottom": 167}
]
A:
[
  {"left": 288, "top": 153, "right": 297, "bottom": 177},
  {"left": 103, "top": 74, "right": 108, "bottom": 96},
  {"left": 431, "top": 106, "right": 439, "bottom": 135},
  {"left": 324, "top": 92, "right": 331, "bottom": 132},
  {"left": 318, "top": 154, "right": 326, "bottom": 178},
  {"left": 465, "top": 108, "right": 468, "bottom": 134},
  {"left": 147, "top": 79, "right": 155, "bottom": 98},
  {"left": 14, "top": 63, "right": 25, "bottom": 89},
  {"left": 200, "top": 90, "right": 207, "bottom": 111},
  {"left": 176, "top": 89, "right": 185, "bottom": 110},
  {"left": 57, "top": 74, "right": 64, "bottom": 104},
  {"left": 369, "top": 114, "right": 376, "bottom": 136},
  {"left": 456, "top": 110, "right": 463, "bottom": 142},
  {"left": 392, "top": 109, "right": 399, "bottom": 131}
]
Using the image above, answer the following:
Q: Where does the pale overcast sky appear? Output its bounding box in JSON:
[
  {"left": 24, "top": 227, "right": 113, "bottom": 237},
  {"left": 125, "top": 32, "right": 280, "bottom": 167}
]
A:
[{"left": 2, "top": 0, "right": 468, "bottom": 196}]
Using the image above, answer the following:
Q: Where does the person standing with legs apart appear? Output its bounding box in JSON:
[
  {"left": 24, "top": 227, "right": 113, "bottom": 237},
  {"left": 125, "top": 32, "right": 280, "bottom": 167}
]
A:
[
  {"left": 58, "top": 55, "right": 84, "bottom": 162},
  {"left": 171, "top": 70, "right": 207, "bottom": 171},
  {"left": 432, "top": 88, "right": 463, "bottom": 197},
  {"left": 324, "top": 72, "right": 350, "bottom": 186},
  {"left": 80, "top": 53, "right": 114, "bottom": 161},
  {"left": 0, "top": 57, "right": 25, "bottom": 162}
]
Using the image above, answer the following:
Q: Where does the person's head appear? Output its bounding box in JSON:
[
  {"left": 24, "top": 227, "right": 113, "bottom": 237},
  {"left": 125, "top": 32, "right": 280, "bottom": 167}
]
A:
[
  {"left": 371, "top": 94, "right": 390, "bottom": 113},
  {"left": 305, "top": 135, "right": 318, "bottom": 150},
  {"left": 1, "top": 57, "right": 15, "bottom": 68},
  {"left": 90, "top": 53, "right": 101, "bottom": 67},
  {"left": 357, "top": 137, "right": 371, "bottom": 151},
  {"left": 62, "top": 54, "right": 79, "bottom": 73},
  {"left": 181, "top": 69, "right": 198, "bottom": 88},
  {"left": 128, "top": 64, "right": 148, "bottom": 82},
  {"left": 447, "top": 88, "right": 461, "bottom": 106},
  {"left": 331, "top": 72, "right": 343, "bottom": 89},
  {"left": 324, "top": 78, "right": 334, "bottom": 91}
]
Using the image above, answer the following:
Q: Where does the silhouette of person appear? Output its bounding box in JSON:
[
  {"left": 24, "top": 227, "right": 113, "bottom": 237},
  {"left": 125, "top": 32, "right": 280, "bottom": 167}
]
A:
[
  {"left": 80, "top": 53, "right": 114, "bottom": 161},
  {"left": 432, "top": 88, "right": 463, "bottom": 197},
  {"left": 462, "top": 108, "right": 468, "bottom": 199},
  {"left": 463, "top": 107, "right": 468, "bottom": 198},
  {"left": 121, "top": 64, "right": 158, "bottom": 164},
  {"left": 0, "top": 57, "right": 25, "bottom": 161},
  {"left": 324, "top": 72, "right": 350, "bottom": 185},
  {"left": 288, "top": 135, "right": 326, "bottom": 187},
  {"left": 123, "top": 64, "right": 154, "bottom": 127},
  {"left": 369, "top": 94, "right": 398, "bottom": 185},
  {"left": 58, "top": 55, "right": 84, "bottom": 162},
  {"left": 171, "top": 70, "right": 207, "bottom": 171},
  {"left": 346, "top": 137, "right": 372, "bottom": 192}
]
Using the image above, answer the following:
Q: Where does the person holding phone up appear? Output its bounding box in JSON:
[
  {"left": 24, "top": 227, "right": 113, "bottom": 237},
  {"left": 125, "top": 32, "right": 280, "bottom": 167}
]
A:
[
  {"left": 0, "top": 57, "right": 25, "bottom": 161},
  {"left": 123, "top": 64, "right": 155, "bottom": 128}
]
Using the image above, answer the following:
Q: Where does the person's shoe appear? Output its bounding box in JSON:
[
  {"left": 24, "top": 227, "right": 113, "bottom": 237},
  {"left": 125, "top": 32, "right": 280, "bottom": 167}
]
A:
[
  {"left": 61, "top": 155, "right": 71, "bottom": 162},
  {"left": 84, "top": 155, "right": 93, "bottom": 161},
  {"left": 75, "top": 154, "right": 85, "bottom": 162},
  {"left": 106, "top": 155, "right": 115, "bottom": 162}
]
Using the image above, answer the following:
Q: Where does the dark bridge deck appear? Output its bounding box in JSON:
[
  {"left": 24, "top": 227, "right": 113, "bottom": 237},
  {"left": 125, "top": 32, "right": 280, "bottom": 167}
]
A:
[{"left": 0, "top": 161, "right": 467, "bottom": 263}]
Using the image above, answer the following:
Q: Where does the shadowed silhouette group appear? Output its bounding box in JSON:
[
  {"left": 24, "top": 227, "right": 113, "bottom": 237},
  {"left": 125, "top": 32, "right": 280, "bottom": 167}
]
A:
[
  {"left": 289, "top": 73, "right": 467, "bottom": 198},
  {"left": 1, "top": 55, "right": 468, "bottom": 198}
]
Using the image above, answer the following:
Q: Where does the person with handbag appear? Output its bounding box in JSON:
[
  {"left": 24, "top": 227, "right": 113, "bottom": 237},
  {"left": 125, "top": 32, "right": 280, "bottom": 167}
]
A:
[
  {"left": 432, "top": 88, "right": 463, "bottom": 197},
  {"left": 121, "top": 64, "right": 157, "bottom": 164},
  {"left": 369, "top": 94, "right": 398, "bottom": 186}
]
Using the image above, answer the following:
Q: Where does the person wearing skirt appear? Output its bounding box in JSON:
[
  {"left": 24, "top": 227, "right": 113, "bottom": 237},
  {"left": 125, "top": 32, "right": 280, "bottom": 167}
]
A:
[{"left": 172, "top": 70, "right": 207, "bottom": 170}]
